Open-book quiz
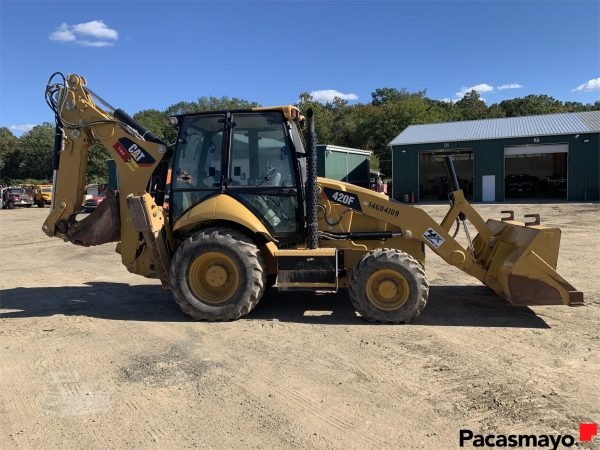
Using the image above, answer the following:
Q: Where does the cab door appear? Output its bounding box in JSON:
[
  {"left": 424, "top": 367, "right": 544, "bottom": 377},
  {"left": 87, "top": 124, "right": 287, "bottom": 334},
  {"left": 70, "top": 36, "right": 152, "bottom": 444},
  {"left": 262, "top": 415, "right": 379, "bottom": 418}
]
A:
[{"left": 226, "top": 111, "right": 304, "bottom": 245}]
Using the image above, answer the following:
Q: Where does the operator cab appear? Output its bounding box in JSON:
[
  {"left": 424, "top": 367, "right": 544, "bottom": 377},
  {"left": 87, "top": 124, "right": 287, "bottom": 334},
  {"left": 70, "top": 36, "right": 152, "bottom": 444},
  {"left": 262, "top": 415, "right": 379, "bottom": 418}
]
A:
[{"left": 169, "top": 107, "right": 307, "bottom": 245}]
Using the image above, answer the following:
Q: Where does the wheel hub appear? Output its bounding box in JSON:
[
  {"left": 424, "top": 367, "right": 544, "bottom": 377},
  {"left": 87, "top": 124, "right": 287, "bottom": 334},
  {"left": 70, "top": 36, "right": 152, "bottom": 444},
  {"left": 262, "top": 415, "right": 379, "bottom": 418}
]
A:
[
  {"left": 188, "top": 252, "right": 240, "bottom": 304},
  {"left": 206, "top": 266, "right": 227, "bottom": 288},
  {"left": 366, "top": 269, "right": 410, "bottom": 311},
  {"left": 377, "top": 280, "right": 398, "bottom": 299}
]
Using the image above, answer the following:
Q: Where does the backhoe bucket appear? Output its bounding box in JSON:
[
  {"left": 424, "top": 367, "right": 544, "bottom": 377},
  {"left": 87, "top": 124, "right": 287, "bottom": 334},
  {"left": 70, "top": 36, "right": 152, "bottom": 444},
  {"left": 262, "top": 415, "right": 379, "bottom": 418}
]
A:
[
  {"left": 473, "top": 217, "right": 583, "bottom": 307},
  {"left": 65, "top": 190, "right": 121, "bottom": 246}
]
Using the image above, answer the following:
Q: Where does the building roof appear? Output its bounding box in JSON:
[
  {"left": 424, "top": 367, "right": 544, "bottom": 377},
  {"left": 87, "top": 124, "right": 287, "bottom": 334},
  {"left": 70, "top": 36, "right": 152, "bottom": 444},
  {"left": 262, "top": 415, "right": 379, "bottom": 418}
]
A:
[
  {"left": 389, "top": 110, "right": 600, "bottom": 146},
  {"left": 317, "top": 144, "right": 372, "bottom": 156}
]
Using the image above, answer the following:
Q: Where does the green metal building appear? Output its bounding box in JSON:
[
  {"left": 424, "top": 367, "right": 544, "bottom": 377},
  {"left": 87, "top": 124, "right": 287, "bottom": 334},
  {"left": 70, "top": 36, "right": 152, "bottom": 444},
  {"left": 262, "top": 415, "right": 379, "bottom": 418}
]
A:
[
  {"left": 390, "top": 111, "right": 600, "bottom": 202},
  {"left": 317, "top": 144, "right": 371, "bottom": 188}
]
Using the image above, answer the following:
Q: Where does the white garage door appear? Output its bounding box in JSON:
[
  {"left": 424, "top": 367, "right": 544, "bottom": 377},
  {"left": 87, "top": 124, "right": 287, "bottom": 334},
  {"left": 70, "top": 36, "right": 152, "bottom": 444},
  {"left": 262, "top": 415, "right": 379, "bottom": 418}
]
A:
[{"left": 504, "top": 144, "right": 568, "bottom": 156}]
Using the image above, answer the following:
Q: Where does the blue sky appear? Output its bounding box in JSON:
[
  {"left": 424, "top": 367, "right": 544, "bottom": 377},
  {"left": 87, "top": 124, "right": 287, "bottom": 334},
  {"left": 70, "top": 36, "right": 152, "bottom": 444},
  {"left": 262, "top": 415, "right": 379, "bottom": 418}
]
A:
[{"left": 1, "top": 0, "right": 599, "bottom": 135}]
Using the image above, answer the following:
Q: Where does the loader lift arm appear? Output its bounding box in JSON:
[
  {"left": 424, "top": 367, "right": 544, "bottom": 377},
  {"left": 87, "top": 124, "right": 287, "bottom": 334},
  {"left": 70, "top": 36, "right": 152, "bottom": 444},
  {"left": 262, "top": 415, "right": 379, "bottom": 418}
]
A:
[
  {"left": 43, "top": 73, "right": 171, "bottom": 282},
  {"left": 318, "top": 178, "right": 583, "bottom": 307}
]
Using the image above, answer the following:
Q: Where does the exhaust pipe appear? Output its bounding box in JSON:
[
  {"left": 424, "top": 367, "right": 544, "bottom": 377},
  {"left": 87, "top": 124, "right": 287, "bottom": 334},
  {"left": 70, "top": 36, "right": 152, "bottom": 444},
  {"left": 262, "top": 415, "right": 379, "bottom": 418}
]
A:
[{"left": 305, "top": 108, "right": 319, "bottom": 249}]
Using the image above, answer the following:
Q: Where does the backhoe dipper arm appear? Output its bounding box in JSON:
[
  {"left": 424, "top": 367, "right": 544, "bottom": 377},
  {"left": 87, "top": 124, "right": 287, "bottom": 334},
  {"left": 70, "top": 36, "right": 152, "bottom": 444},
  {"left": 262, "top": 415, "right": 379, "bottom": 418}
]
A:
[{"left": 42, "top": 73, "right": 168, "bottom": 274}]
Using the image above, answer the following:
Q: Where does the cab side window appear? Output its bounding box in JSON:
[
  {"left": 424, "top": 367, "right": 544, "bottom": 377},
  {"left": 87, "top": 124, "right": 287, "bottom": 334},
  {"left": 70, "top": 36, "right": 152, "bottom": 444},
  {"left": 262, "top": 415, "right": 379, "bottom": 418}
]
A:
[{"left": 229, "top": 112, "right": 295, "bottom": 187}]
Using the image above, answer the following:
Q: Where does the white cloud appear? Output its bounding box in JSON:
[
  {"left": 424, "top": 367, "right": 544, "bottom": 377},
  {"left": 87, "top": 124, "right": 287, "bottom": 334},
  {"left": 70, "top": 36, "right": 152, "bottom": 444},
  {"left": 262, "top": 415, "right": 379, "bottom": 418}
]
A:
[
  {"left": 78, "top": 40, "right": 114, "bottom": 48},
  {"left": 309, "top": 89, "right": 358, "bottom": 103},
  {"left": 49, "top": 20, "right": 118, "bottom": 47},
  {"left": 456, "top": 83, "right": 494, "bottom": 99},
  {"left": 573, "top": 77, "right": 600, "bottom": 92},
  {"left": 72, "top": 20, "right": 118, "bottom": 40},
  {"left": 49, "top": 23, "right": 76, "bottom": 42},
  {"left": 447, "top": 82, "right": 523, "bottom": 102},
  {"left": 497, "top": 83, "right": 523, "bottom": 91},
  {"left": 8, "top": 124, "right": 36, "bottom": 134}
]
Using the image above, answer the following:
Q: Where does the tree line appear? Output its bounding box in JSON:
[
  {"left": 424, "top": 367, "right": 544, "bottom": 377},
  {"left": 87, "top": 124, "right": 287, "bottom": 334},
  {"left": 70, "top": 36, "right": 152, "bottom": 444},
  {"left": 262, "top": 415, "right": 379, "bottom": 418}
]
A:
[{"left": 1, "top": 89, "right": 598, "bottom": 184}]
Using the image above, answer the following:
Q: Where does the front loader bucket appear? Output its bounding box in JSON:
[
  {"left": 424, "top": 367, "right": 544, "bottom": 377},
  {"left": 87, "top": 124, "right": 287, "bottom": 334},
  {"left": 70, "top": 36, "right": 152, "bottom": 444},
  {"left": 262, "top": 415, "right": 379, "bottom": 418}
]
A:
[{"left": 473, "top": 217, "right": 583, "bottom": 307}]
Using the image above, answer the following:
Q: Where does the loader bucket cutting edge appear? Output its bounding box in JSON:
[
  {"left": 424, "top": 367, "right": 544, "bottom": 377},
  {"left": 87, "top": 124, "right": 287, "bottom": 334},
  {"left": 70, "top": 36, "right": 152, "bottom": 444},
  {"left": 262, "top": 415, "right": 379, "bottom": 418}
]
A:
[{"left": 474, "top": 219, "right": 583, "bottom": 307}]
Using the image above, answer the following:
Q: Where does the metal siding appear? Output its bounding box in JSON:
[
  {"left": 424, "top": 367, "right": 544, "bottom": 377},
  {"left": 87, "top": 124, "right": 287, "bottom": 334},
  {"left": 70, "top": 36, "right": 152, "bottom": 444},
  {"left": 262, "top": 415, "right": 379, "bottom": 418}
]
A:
[
  {"left": 326, "top": 152, "right": 348, "bottom": 181},
  {"left": 392, "top": 147, "right": 419, "bottom": 201},
  {"left": 317, "top": 146, "right": 326, "bottom": 177},
  {"left": 473, "top": 141, "right": 504, "bottom": 202},
  {"left": 568, "top": 133, "right": 600, "bottom": 201},
  {"left": 346, "top": 153, "right": 370, "bottom": 187},
  {"left": 390, "top": 111, "right": 600, "bottom": 146},
  {"left": 393, "top": 132, "right": 600, "bottom": 202},
  {"left": 107, "top": 159, "right": 118, "bottom": 190},
  {"left": 318, "top": 145, "right": 371, "bottom": 187}
]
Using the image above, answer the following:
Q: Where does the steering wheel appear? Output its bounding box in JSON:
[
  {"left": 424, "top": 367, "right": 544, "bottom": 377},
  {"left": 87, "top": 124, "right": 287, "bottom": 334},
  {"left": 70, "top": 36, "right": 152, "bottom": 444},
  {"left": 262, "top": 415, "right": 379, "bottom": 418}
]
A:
[{"left": 257, "top": 166, "right": 278, "bottom": 186}]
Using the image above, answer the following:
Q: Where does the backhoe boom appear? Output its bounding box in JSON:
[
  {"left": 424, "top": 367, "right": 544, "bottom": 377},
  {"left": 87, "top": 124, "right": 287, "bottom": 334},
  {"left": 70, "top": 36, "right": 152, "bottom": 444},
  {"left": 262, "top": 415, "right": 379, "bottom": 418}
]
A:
[{"left": 43, "top": 73, "right": 169, "bottom": 280}]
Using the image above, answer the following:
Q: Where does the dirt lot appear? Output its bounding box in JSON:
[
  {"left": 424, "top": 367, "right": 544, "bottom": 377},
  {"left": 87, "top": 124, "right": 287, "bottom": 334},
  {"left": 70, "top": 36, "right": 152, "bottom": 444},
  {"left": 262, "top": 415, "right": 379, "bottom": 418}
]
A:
[{"left": 0, "top": 204, "right": 598, "bottom": 449}]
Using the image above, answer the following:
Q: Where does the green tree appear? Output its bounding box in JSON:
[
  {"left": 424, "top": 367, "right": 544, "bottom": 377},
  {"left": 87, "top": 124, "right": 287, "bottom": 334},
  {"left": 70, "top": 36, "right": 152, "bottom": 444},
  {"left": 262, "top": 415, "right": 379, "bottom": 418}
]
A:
[
  {"left": 196, "top": 96, "right": 259, "bottom": 111},
  {"left": 0, "top": 127, "right": 18, "bottom": 181},
  {"left": 164, "top": 101, "right": 201, "bottom": 115},
  {"left": 87, "top": 143, "right": 110, "bottom": 184},
  {"left": 371, "top": 87, "right": 406, "bottom": 106},
  {"left": 499, "top": 94, "right": 563, "bottom": 117},
  {"left": 133, "top": 109, "right": 177, "bottom": 144},
  {"left": 486, "top": 104, "right": 507, "bottom": 118},
  {"left": 456, "top": 90, "right": 488, "bottom": 120},
  {"left": 16, "top": 123, "right": 54, "bottom": 181}
]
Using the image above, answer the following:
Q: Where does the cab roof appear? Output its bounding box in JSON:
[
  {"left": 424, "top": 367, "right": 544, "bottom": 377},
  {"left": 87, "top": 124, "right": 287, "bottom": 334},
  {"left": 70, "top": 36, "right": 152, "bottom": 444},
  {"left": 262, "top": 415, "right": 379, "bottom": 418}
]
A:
[{"left": 171, "top": 105, "right": 300, "bottom": 121}]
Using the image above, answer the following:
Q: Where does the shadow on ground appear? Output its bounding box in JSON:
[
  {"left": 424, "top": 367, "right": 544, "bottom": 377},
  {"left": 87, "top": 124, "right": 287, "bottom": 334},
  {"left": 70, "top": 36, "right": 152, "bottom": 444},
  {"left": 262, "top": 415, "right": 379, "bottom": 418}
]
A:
[{"left": 0, "top": 282, "right": 549, "bottom": 328}]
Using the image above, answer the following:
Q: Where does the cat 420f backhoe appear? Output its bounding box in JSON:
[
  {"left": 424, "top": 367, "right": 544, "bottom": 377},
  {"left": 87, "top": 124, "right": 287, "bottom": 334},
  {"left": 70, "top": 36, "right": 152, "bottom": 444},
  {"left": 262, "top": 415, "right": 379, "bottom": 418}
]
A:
[{"left": 42, "top": 73, "right": 583, "bottom": 322}]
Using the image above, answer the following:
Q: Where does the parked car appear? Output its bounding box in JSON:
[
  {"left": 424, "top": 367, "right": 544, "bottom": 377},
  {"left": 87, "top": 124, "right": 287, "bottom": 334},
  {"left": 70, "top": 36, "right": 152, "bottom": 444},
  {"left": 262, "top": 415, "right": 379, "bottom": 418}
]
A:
[
  {"left": 82, "top": 191, "right": 107, "bottom": 212},
  {"left": 34, "top": 184, "right": 53, "bottom": 207},
  {"left": 1, "top": 187, "right": 34, "bottom": 209},
  {"left": 505, "top": 174, "right": 537, "bottom": 197}
]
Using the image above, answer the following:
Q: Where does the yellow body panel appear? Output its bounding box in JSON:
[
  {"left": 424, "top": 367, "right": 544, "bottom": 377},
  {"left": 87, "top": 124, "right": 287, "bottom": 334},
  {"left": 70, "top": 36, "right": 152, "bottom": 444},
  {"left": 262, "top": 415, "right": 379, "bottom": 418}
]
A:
[
  {"left": 173, "top": 194, "right": 277, "bottom": 272},
  {"left": 252, "top": 105, "right": 299, "bottom": 120}
]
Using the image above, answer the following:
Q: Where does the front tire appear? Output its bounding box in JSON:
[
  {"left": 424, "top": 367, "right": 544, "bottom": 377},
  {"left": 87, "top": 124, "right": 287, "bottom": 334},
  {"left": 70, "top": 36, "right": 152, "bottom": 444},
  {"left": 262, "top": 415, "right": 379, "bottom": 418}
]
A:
[
  {"left": 349, "top": 249, "right": 429, "bottom": 323},
  {"left": 170, "top": 228, "right": 266, "bottom": 321}
]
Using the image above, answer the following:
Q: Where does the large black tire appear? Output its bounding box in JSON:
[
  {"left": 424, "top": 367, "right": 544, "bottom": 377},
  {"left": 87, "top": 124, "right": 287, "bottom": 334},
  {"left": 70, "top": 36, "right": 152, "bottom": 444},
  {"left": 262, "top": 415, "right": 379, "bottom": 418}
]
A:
[
  {"left": 6, "top": 201, "right": 14, "bottom": 210},
  {"left": 170, "top": 228, "right": 266, "bottom": 321},
  {"left": 349, "top": 249, "right": 429, "bottom": 324}
]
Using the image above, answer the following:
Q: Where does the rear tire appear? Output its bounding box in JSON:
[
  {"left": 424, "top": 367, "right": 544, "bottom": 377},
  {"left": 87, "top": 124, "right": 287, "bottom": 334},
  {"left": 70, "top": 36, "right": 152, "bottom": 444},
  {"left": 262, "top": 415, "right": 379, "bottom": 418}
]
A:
[
  {"left": 349, "top": 249, "right": 429, "bottom": 323},
  {"left": 170, "top": 228, "right": 266, "bottom": 321}
]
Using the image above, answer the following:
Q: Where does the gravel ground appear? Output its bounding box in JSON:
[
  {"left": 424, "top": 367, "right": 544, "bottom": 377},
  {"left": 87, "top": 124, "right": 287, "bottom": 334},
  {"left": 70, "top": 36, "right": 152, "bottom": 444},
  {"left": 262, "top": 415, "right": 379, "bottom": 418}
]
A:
[{"left": 0, "top": 204, "right": 598, "bottom": 449}]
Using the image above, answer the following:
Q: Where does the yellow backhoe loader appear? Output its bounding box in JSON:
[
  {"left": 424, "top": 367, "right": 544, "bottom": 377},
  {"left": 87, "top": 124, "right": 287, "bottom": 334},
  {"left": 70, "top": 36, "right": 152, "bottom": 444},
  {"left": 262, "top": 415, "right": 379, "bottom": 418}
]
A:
[{"left": 42, "top": 73, "right": 583, "bottom": 322}]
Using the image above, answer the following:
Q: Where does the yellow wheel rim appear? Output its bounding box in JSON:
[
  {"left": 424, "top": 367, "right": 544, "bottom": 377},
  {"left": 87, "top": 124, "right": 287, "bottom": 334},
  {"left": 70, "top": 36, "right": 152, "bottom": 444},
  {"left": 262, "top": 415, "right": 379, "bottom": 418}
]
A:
[
  {"left": 365, "top": 269, "right": 410, "bottom": 311},
  {"left": 188, "top": 252, "right": 240, "bottom": 304}
]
